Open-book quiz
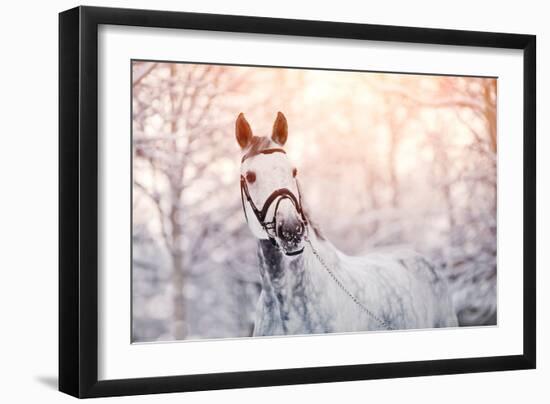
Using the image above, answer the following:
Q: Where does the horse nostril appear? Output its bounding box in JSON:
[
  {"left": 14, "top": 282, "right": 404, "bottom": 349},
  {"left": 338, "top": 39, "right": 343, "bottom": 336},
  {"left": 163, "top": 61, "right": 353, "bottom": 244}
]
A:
[{"left": 276, "top": 221, "right": 287, "bottom": 241}]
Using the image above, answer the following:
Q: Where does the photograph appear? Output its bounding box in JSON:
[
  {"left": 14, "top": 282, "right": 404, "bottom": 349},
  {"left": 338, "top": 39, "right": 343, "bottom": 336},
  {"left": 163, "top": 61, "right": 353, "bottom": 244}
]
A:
[
  {"left": 131, "top": 61, "right": 497, "bottom": 342},
  {"left": 0, "top": 0, "right": 541, "bottom": 401}
]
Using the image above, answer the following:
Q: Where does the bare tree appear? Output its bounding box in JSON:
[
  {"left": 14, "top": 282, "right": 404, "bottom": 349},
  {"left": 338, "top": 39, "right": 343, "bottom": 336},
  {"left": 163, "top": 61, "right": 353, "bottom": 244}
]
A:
[{"left": 132, "top": 62, "right": 247, "bottom": 339}]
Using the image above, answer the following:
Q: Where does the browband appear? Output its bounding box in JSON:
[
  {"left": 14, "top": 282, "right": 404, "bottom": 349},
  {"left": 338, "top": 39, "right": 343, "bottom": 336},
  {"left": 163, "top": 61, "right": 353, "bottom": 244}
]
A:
[{"left": 241, "top": 148, "right": 286, "bottom": 163}]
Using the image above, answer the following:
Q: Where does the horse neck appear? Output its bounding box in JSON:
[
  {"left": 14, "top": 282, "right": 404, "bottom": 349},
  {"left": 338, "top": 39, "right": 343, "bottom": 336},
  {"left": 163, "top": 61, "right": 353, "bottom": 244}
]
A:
[
  {"left": 257, "top": 229, "right": 339, "bottom": 333},
  {"left": 257, "top": 239, "right": 307, "bottom": 293}
]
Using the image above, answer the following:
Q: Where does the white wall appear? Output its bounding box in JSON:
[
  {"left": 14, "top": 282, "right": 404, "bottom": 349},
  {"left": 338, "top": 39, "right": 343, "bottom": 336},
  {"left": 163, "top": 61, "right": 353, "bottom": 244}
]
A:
[{"left": 0, "top": 0, "right": 545, "bottom": 402}]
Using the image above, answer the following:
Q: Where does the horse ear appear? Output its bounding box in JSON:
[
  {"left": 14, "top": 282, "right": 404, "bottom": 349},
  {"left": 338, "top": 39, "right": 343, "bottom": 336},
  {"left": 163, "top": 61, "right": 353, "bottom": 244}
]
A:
[
  {"left": 272, "top": 112, "right": 288, "bottom": 146},
  {"left": 235, "top": 113, "right": 253, "bottom": 149}
]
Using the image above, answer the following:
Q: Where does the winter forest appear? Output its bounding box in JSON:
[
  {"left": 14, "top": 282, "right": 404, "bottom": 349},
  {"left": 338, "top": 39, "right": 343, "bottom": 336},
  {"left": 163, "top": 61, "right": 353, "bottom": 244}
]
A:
[{"left": 132, "top": 61, "right": 497, "bottom": 342}]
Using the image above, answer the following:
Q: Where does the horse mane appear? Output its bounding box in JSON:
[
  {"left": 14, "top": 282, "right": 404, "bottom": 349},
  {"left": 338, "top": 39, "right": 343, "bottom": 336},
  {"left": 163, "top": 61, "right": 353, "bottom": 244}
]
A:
[{"left": 303, "top": 206, "right": 325, "bottom": 241}]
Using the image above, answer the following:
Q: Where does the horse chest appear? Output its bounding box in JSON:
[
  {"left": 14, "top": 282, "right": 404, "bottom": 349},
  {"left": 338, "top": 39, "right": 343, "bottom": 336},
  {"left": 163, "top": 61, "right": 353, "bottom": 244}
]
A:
[{"left": 255, "top": 267, "right": 372, "bottom": 335}]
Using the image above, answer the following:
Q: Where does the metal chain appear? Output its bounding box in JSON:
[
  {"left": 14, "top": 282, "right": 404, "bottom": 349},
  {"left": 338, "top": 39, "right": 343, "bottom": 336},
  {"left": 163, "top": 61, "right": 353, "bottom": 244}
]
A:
[{"left": 305, "top": 238, "right": 394, "bottom": 331}]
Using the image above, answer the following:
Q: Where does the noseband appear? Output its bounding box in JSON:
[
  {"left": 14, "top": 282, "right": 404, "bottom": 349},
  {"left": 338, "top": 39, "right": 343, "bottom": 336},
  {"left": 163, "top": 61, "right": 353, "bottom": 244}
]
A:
[{"left": 240, "top": 148, "right": 307, "bottom": 253}]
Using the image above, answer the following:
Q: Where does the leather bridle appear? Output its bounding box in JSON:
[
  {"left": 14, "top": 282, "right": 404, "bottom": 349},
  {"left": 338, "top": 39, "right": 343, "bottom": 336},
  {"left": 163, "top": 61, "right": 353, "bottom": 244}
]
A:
[{"left": 240, "top": 148, "right": 307, "bottom": 251}]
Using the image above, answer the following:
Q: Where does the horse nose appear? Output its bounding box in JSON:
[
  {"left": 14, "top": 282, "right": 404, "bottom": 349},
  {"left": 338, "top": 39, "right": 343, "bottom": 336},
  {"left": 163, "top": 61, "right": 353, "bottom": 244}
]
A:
[{"left": 276, "top": 218, "right": 305, "bottom": 243}]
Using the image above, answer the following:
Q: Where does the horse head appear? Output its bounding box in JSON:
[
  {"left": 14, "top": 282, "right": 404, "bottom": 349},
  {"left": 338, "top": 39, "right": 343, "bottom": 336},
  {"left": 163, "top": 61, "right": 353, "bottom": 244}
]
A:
[{"left": 236, "top": 112, "right": 307, "bottom": 256}]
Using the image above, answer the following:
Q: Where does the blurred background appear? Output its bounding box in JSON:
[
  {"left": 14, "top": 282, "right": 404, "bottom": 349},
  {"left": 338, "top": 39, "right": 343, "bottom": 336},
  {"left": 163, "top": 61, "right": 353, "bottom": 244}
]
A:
[{"left": 132, "top": 61, "right": 497, "bottom": 342}]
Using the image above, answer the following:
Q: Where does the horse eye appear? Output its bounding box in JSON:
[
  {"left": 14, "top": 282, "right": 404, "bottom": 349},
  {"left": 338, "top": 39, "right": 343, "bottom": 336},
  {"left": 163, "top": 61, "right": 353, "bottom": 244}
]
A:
[
  {"left": 292, "top": 168, "right": 298, "bottom": 177},
  {"left": 246, "top": 171, "right": 256, "bottom": 184}
]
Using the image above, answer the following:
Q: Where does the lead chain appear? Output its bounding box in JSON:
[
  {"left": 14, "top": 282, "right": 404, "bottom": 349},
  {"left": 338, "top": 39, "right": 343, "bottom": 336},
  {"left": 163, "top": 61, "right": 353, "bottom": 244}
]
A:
[{"left": 305, "top": 239, "right": 394, "bottom": 331}]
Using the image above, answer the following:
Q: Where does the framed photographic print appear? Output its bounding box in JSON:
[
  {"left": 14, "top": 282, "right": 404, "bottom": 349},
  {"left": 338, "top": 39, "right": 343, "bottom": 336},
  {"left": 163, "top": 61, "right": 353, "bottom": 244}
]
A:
[{"left": 59, "top": 6, "right": 536, "bottom": 398}]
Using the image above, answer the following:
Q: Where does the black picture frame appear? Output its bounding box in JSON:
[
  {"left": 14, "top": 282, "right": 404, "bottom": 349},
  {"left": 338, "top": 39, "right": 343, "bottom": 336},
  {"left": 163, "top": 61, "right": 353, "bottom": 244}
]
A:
[{"left": 59, "top": 5, "right": 536, "bottom": 398}]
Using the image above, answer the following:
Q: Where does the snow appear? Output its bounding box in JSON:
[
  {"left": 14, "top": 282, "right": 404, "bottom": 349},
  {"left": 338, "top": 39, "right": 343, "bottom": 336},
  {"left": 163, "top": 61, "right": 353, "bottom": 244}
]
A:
[{"left": 131, "top": 62, "right": 497, "bottom": 341}]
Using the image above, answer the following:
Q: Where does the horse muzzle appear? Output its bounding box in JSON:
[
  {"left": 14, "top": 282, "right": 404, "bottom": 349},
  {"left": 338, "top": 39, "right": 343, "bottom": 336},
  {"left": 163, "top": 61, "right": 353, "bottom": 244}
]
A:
[{"left": 274, "top": 199, "right": 306, "bottom": 256}]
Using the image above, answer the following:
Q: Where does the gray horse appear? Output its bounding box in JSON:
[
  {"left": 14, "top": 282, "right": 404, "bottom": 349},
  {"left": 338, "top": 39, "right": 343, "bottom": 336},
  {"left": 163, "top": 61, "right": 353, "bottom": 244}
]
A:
[{"left": 236, "top": 112, "right": 458, "bottom": 336}]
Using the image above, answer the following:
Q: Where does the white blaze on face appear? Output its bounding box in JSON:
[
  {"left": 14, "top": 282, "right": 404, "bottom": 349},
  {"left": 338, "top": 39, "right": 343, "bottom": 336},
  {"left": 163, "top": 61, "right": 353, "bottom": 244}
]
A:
[{"left": 241, "top": 151, "right": 299, "bottom": 240}]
